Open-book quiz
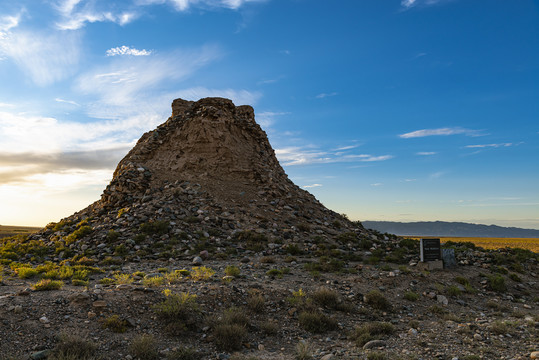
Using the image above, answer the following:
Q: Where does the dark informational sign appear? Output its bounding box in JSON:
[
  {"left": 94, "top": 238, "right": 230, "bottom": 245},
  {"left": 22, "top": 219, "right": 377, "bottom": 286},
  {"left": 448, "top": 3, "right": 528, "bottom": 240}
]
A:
[{"left": 420, "top": 238, "right": 441, "bottom": 262}]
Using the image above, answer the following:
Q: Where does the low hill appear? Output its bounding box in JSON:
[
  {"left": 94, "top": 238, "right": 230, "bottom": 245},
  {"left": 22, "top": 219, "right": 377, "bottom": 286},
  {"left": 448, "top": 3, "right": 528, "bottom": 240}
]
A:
[
  {"left": 0, "top": 225, "right": 41, "bottom": 239},
  {"left": 362, "top": 220, "right": 539, "bottom": 238}
]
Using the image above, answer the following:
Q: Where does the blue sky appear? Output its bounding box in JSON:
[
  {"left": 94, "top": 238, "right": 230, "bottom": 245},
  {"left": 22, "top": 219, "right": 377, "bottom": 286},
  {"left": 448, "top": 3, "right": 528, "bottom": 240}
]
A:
[{"left": 0, "top": 0, "right": 538, "bottom": 229}]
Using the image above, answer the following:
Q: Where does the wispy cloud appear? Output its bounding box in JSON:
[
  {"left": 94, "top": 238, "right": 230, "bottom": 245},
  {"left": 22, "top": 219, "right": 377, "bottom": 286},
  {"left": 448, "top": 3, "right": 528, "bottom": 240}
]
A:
[
  {"left": 465, "top": 142, "right": 513, "bottom": 149},
  {"left": 303, "top": 184, "right": 322, "bottom": 189},
  {"left": 428, "top": 171, "right": 446, "bottom": 180},
  {"left": 371, "top": 183, "right": 383, "bottom": 187},
  {"left": 316, "top": 92, "right": 338, "bottom": 99},
  {"left": 333, "top": 144, "right": 360, "bottom": 151},
  {"left": 135, "top": 0, "right": 267, "bottom": 11},
  {"left": 54, "top": 0, "right": 138, "bottom": 30},
  {"left": 256, "top": 111, "right": 289, "bottom": 129},
  {"left": 55, "top": 98, "right": 80, "bottom": 106},
  {"left": 0, "top": 29, "right": 80, "bottom": 85},
  {"left": 106, "top": 46, "right": 153, "bottom": 57},
  {"left": 416, "top": 151, "right": 436, "bottom": 156},
  {"left": 401, "top": 0, "right": 452, "bottom": 10},
  {"left": 275, "top": 145, "right": 392, "bottom": 166},
  {"left": 399, "top": 127, "right": 482, "bottom": 138},
  {"left": 76, "top": 46, "right": 222, "bottom": 119}
]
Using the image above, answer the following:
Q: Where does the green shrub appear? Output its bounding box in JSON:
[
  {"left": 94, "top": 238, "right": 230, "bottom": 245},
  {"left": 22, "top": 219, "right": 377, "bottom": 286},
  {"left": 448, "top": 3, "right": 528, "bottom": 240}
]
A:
[
  {"left": 487, "top": 274, "right": 507, "bottom": 292},
  {"left": 350, "top": 321, "right": 395, "bottom": 347},
  {"left": 298, "top": 311, "right": 337, "bottom": 333},
  {"left": 404, "top": 291, "right": 419, "bottom": 301},
  {"left": 143, "top": 276, "right": 165, "bottom": 287},
  {"left": 16, "top": 267, "right": 38, "bottom": 279},
  {"left": 71, "top": 279, "right": 89, "bottom": 286},
  {"left": 65, "top": 226, "right": 93, "bottom": 245},
  {"left": 153, "top": 292, "right": 200, "bottom": 334},
  {"left": 509, "top": 273, "right": 522, "bottom": 282},
  {"left": 364, "top": 290, "right": 391, "bottom": 310},
  {"left": 213, "top": 307, "right": 249, "bottom": 351},
  {"left": 99, "top": 277, "right": 115, "bottom": 285},
  {"left": 129, "top": 334, "right": 159, "bottom": 360},
  {"left": 446, "top": 285, "right": 462, "bottom": 297},
  {"left": 190, "top": 266, "right": 215, "bottom": 281},
  {"left": 102, "top": 315, "right": 127, "bottom": 333},
  {"left": 140, "top": 220, "right": 170, "bottom": 235},
  {"left": 33, "top": 279, "right": 63, "bottom": 291},
  {"left": 311, "top": 287, "right": 340, "bottom": 308},
  {"left": 225, "top": 265, "right": 240, "bottom": 277},
  {"left": 106, "top": 230, "right": 120, "bottom": 243},
  {"left": 286, "top": 243, "right": 303, "bottom": 255}
]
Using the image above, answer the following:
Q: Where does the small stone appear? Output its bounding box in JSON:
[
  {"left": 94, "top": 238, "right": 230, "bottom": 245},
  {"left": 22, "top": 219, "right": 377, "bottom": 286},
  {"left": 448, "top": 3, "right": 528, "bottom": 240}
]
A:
[
  {"left": 92, "top": 300, "right": 107, "bottom": 309},
  {"left": 531, "top": 351, "right": 539, "bottom": 359},
  {"left": 87, "top": 311, "right": 96, "bottom": 319},
  {"left": 39, "top": 316, "right": 49, "bottom": 324},
  {"left": 116, "top": 284, "right": 133, "bottom": 290},
  {"left": 68, "top": 292, "right": 90, "bottom": 303},
  {"left": 473, "top": 333, "right": 483, "bottom": 341},
  {"left": 321, "top": 355, "right": 334, "bottom": 360},
  {"left": 363, "top": 339, "right": 386, "bottom": 349},
  {"left": 408, "top": 328, "right": 418, "bottom": 335},
  {"left": 199, "top": 250, "right": 209, "bottom": 259},
  {"left": 192, "top": 256, "right": 203, "bottom": 265},
  {"left": 437, "top": 295, "right": 448, "bottom": 306},
  {"left": 258, "top": 344, "right": 265, "bottom": 351},
  {"left": 18, "top": 288, "right": 32, "bottom": 296},
  {"left": 13, "top": 305, "right": 23, "bottom": 314},
  {"left": 240, "top": 257, "right": 250, "bottom": 263}
]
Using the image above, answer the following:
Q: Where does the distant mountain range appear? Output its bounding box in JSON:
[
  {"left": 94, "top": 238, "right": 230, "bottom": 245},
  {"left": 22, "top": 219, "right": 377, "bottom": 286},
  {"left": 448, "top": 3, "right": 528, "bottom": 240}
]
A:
[{"left": 362, "top": 221, "right": 539, "bottom": 238}]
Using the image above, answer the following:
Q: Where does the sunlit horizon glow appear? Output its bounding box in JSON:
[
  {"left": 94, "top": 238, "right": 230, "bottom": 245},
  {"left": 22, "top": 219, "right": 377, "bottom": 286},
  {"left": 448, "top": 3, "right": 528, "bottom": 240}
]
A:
[{"left": 0, "top": 1, "right": 538, "bottom": 230}]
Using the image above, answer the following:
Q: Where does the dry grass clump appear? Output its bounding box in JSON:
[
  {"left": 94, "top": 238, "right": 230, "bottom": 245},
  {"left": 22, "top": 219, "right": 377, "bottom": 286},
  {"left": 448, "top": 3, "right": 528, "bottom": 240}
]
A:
[
  {"left": 364, "top": 290, "right": 391, "bottom": 311},
  {"left": 298, "top": 311, "right": 337, "bottom": 333},
  {"left": 213, "top": 307, "right": 249, "bottom": 351},
  {"left": 247, "top": 289, "right": 265, "bottom": 313},
  {"left": 153, "top": 292, "right": 200, "bottom": 334},
  {"left": 49, "top": 333, "right": 97, "bottom": 360},
  {"left": 166, "top": 347, "right": 201, "bottom": 360},
  {"left": 101, "top": 315, "right": 128, "bottom": 333},
  {"left": 33, "top": 279, "right": 64, "bottom": 291},
  {"left": 129, "top": 334, "right": 159, "bottom": 360},
  {"left": 350, "top": 321, "right": 395, "bottom": 347},
  {"left": 295, "top": 340, "right": 313, "bottom": 360},
  {"left": 311, "top": 287, "right": 340, "bottom": 308}
]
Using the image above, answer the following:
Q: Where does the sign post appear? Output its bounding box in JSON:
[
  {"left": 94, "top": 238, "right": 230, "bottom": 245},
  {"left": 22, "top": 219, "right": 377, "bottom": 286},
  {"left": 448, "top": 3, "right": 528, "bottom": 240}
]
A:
[{"left": 420, "top": 238, "right": 443, "bottom": 270}]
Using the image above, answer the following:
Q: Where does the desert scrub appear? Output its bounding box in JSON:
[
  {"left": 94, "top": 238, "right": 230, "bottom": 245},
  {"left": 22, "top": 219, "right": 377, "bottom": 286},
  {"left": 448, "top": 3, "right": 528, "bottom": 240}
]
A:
[
  {"left": 298, "top": 311, "right": 337, "bottom": 333},
  {"left": 65, "top": 225, "right": 93, "bottom": 245},
  {"left": 129, "top": 334, "right": 159, "bottom": 360},
  {"left": 266, "top": 267, "right": 290, "bottom": 278},
  {"left": 213, "top": 308, "right": 249, "bottom": 351},
  {"left": 33, "top": 279, "right": 63, "bottom": 291},
  {"left": 16, "top": 266, "right": 38, "bottom": 279},
  {"left": 98, "top": 277, "right": 115, "bottom": 285},
  {"left": 287, "top": 288, "right": 306, "bottom": 306},
  {"left": 233, "top": 230, "right": 268, "bottom": 252},
  {"left": 404, "top": 291, "right": 419, "bottom": 301},
  {"left": 102, "top": 314, "right": 128, "bottom": 333},
  {"left": 140, "top": 220, "right": 170, "bottom": 235},
  {"left": 350, "top": 321, "right": 395, "bottom": 347},
  {"left": 114, "top": 273, "right": 133, "bottom": 284},
  {"left": 295, "top": 340, "right": 313, "bottom": 360},
  {"left": 153, "top": 292, "right": 200, "bottom": 334},
  {"left": 106, "top": 230, "right": 120, "bottom": 243},
  {"left": 190, "top": 266, "right": 215, "bottom": 281},
  {"left": 446, "top": 285, "right": 462, "bottom": 297},
  {"left": 143, "top": 275, "right": 165, "bottom": 287},
  {"left": 247, "top": 289, "right": 265, "bottom": 313},
  {"left": 49, "top": 333, "right": 97, "bottom": 360},
  {"left": 224, "top": 265, "right": 241, "bottom": 277},
  {"left": 311, "top": 287, "right": 340, "bottom": 308},
  {"left": 364, "top": 290, "right": 391, "bottom": 311},
  {"left": 487, "top": 274, "right": 507, "bottom": 292}
]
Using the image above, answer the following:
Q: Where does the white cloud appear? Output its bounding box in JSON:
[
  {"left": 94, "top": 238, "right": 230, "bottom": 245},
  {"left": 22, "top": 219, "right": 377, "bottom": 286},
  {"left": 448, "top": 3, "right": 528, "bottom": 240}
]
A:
[
  {"left": 416, "top": 151, "right": 436, "bottom": 155},
  {"left": 0, "top": 13, "right": 21, "bottom": 33},
  {"left": 371, "top": 183, "right": 383, "bottom": 187},
  {"left": 316, "top": 92, "right": 338, "bottom": 99},
  {"left": 399, "top": 127, "right": 481, "bottom": 138},
  {"left": 401, "top": 0, "right": 451, "bottom": 9},
  {"left": 428, "top": 171, "right": 446, "bottom": 180},
  {"left": 106, "top": 46, "right": 153, "bottom": 57},
  {"left": 76, "top": 46, "right": 222, "bottom": 119},
  {"left": 275, "top": 146, "right": 392, "bottom": 166},
  {"left": 136, "top": 0, "right": 267, "bottom": 11},
  {"left": 334, "top": 144, "right": 360, "bottom": 151},
  {"left": 54, "top": 0, "right": 139, "bottom": 30},
  {"left": 256, "top": 111, "right": 289, "bottom": 129},
  {"left": 55, "top": 98, "right": 80, "bottom": 106},
  {"left": 465, "top": 143, "right": 513, "bottom": 149},
  {"left": 0, "top": 30, "right": 80, "bottom": 86},
  {"left": 303, "top": 184, "right": 322, "bottom": 189}
]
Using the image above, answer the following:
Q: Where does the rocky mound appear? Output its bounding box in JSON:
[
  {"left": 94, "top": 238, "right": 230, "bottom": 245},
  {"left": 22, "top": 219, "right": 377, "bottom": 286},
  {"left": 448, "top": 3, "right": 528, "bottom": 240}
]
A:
[{"left": 29, "top": 97, "right": 368, "bottom": 263}]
